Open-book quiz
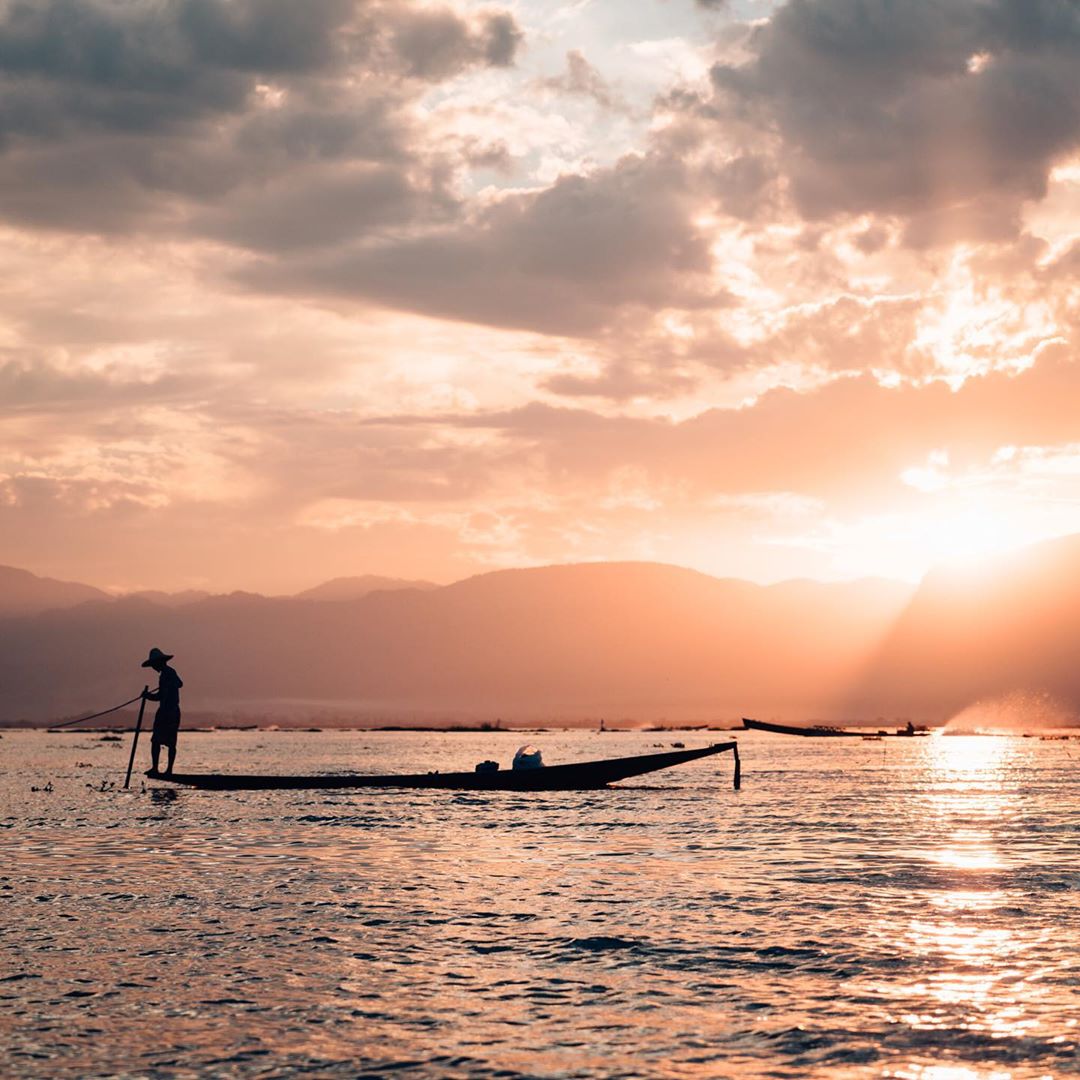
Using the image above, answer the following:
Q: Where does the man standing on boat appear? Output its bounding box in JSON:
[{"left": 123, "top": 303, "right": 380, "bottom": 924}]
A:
[{"left": 141, "top": 648, "right": 183, "bottom": 776}]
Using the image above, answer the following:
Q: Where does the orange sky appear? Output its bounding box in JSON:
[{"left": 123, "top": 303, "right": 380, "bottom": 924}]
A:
[{"left": 3, "top": 0, "right": 1080, "bottom": 594}]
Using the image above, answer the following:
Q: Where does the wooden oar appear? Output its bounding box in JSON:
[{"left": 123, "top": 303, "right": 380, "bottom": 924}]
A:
[{"left": 124, "top": 686, "right": 149, "bottom": 790}]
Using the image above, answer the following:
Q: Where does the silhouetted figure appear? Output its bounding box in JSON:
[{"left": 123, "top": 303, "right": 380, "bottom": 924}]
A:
[
  {"left": 905, "top": 720, "right": 915, "bottom": 736},
  {"left": 142, "top": 648, "right": 183, "bottom": 776}
]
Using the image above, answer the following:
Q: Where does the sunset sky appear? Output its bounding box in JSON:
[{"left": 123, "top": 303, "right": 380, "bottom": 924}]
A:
[{"left": 4, "top": 0, "right": 1080, "bottom": 594}]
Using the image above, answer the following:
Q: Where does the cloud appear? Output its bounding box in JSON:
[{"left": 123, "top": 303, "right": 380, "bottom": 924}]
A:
[
  {"left": 0, "top": 350, "right": 192, "bottom": 411},
  {"left": 0, "top": 0, "right": 524, "bottom": 239},
  {"left": 5, "top": 301, "right": 1080, "bottom": 590},
  {"left": 389, "top": 7, "right": 521, "bottom": 79},
  {"left": 703, "top": 0, "right": 1080, "bottom": 242},
  {"left": 537, "top": 49, "right": 625, "bottom": 112},
  {"left": 4, "top": 0, "right": 1080, "bottom": 594},
  {"left": 194, "top": 162, "right": 447, "bottom": 252},
  {"left": 0, "top": 0, "right": 521, "bottom": 137},
  {"left": 0, "top": 0, "right": 353, "bottom": 139},
  {"left": 705, "top": 153, "right": 776, "bottom": 220},
  {"left": 241, "top": 152, "right": 725, "bottom": 335},
  {"left": 0, "top": 0, "right": 730, "bottom": 342},
  {"left": 365, "top": 344, "right": 1080, "bottom": 506}
]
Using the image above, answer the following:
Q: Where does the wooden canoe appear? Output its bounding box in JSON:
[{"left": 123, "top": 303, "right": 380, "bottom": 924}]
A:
[
  {"left": 742, "top": 717, "right": 928, "bottom": 738},
  {"left": 147, "top": 741, "right": 741, "bottom": 791}
]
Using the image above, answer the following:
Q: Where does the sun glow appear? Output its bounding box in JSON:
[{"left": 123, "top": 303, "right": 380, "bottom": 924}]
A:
[
  {"left": 916, "top": 507, "right": 1030, "bottom": 575},
  {"left": 808, "top": 502, "right": 1038, "bottom": 583}
]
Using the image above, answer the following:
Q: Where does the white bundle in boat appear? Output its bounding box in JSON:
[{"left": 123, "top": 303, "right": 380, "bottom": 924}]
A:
[{"left": 512, "top": 745, "right": 544, "bottom": 770}]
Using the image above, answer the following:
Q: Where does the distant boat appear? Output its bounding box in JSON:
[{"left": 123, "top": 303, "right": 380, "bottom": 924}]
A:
[
  {"left": 742, "top": 718, "right": 928, "bottom": 738},
  {"left": 148, "top": 741, "right": 742, "bottom": 791}
]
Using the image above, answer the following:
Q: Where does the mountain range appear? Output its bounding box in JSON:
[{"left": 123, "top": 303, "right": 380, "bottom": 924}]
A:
[
  {"left": 4, "top": 538, "right": 1080, "bottom": 727},
  {"left": 0, "top": 565, "right": 111, "bottom": 617},
  {"left": 1, "top": 561, "right": 907, "bottom": 725},
  {"left": 0, "top": 568, "right": 439, "bottom": 618}
]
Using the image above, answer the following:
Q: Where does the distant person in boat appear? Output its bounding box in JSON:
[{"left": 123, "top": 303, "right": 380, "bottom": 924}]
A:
[
  {"left": 141, "top": 648, "right": 183, "bottom": 776},
  {"left": 905, "top": 721, "right": 915, "bottom": 736}
]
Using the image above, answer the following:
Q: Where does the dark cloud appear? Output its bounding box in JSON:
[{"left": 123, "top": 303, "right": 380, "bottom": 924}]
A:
[
  {"left": 194, "top": 163, "right": 452, "bottom": 252},
  {"left": 232, "top": 96, "right": 411, "bottom": 168},
  {"left": 705, "top": 153, "right": 775, "bottom": 219},
  {"left": 177, "top": 0, "right": 356, "bottom": 73},
  {"left": 0, "top": 0, "right": 519, "bottom": 139},
  {"left": 705, "top": 0, "right": 1080, "bottom": 241},
  {"left": 241, "top": 153, "right": 724, "bottom": 335},
  {"left": 0, "top": 137, "right": 172, "bottom": 231},
  {"left": 0, "top": 0, "right": 355, "bottom": 140},
  {"left": 0, "top": 0, "right": 523, "bottom": 239},
  {"left": 482, "top": 12, "right": 523, "bottom": 67},
  {"left": 389, "top": 8, "right": 521, "bottom": 79},
  {"left": 2, "top": 0, "right": 1075, "bottom": 364}
]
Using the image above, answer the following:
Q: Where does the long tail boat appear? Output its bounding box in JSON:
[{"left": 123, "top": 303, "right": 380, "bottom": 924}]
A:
[
  {"left": 742, "top": 717, "right": 928, "bottom": 738},
  {"left": 148, "top": 741, "right": 741, "bottom": 791}
]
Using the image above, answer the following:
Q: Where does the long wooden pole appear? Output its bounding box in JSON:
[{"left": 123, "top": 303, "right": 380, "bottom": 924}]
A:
[{"left": 124, "top": 686, "right": 149, "bottom": 790}]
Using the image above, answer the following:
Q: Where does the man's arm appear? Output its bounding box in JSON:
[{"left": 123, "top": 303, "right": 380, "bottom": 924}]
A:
[{"left": 143, "top": 688, "right": 161, "bottom": 701}]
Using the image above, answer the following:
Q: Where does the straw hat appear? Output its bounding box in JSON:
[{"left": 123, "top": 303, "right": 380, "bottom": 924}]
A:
[{"left": 141, "top": 647, "right": 174, "bottom": 668}]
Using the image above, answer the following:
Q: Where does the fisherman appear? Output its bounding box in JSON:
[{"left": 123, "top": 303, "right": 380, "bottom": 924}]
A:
[{"left": 141, "top": 647, "right": 183, "bottom": 776}]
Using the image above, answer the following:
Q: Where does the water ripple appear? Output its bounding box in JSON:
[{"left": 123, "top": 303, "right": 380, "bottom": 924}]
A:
[{"left": 4, "top": 730, "right": 1080, "bottom": 1078}]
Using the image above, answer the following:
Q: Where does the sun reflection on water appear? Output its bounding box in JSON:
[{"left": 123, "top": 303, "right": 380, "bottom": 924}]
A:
[
  {"left": 920, "top": 735, "right": 1014, "bottom": 872},
  {"left": 865, "top": 733, "right": 1063, "bottom": 1065},
  {"left": 891, "top": 1065, "right": 1019, "bottom": 1080},
  {"left": 928, "top": 731, "right": 1013, "bottom": 776},
  {"left": 925, "top": 840, "right": 1003, "bottom": 872}
]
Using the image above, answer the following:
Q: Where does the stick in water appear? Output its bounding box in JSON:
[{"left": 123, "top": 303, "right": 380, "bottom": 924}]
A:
[
  {"left": 733, "top": 744, "right": 741, "bottom": 791},
  {"left": 124, "top": 686, "right": 149, "bottom": 790}
]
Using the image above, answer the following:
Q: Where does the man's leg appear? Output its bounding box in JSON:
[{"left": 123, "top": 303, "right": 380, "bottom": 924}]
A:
[
  {"left": 151, "top": 738, "right": 161, "bottom": 774},
  {"left": 165, "top": 743, "right": 176, "bottom": 776}
]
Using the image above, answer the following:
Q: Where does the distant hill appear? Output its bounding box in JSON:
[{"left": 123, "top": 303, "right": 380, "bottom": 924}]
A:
[
  {"left": 128, "top": 589, "right": 212, "bottom": 607},
  {"left": 0, "top": 565, "right": 109, "bottom": 617},
  {"left": 0, "top": 561, "right": 911, "bottom": 725},
  {"left": 846, "top": 533, "right": 1080, "bottom": 722},
  {"left": 10, "top": 544, "right": 1080, "bottom": 728},
  {"left": 293, "top": 575, "right": 438, "bottom": 601}
]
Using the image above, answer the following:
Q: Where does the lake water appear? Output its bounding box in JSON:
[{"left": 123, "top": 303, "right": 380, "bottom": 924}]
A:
[{"left": 3, "top": 729, "right": 1080, "bottom": 1079}]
